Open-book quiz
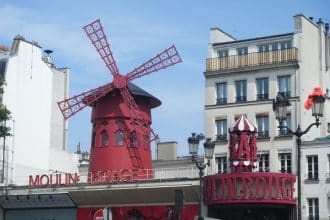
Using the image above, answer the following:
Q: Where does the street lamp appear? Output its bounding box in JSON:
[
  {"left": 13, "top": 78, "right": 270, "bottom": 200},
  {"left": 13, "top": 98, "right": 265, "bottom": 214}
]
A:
[
  {"left": 187, "top": 133, "right": 215, "bottom": 220},
  {"left": 273, "top": 92, "right": 325, "bottom": 220}
]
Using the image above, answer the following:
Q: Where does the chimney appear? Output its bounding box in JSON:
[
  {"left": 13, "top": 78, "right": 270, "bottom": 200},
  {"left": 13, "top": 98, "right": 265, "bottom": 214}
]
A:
[
  {"left": 0, "top": 45, "right": 9, "bottom": 52},
  {"left": 43, "top": 49, "right": 53, "bottom": 64},
  {"left": 156, "top": 141, "right": 178, "bottom": 161},
  {"left": 316, "top": 18, "right": 324, "bottom": 25}
]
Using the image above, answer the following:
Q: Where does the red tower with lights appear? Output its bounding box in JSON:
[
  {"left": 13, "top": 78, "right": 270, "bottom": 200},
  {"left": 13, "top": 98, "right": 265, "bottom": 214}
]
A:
[
  {"left": 229, "top": 114, "right": 258, "bottom": 173},
  {"left": 57, "top": 19, "right": 182, "bottom": 182}
]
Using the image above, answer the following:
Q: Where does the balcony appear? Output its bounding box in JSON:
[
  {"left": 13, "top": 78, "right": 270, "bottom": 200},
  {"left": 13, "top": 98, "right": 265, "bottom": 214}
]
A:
[
  {"left": 215, "top": 134, "right": 227, "bottom": 142},
  {"left": 236, "top": 96, "right": 247, "bottom": 103},
  {"left": 206, "top": 48, "right": 298, "bottom": 73},
  {"left": 257, "top": 131, "right": 270, "bottom": 139},
  {"left": 256, "top": 93, "right": 269, "bottom": 100},
  {"left": 216, "top": 98, "right": 227, "bottom": 105}
]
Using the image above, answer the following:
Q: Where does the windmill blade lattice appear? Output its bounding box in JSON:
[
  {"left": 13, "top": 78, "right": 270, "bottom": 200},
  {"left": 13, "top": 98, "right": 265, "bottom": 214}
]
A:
[
  {"left": 126, "top": 45, "right": 182, "bottom": 81},
  {"left": 57, "top": 18, "right": 182, "bottom": 143},
  {"left": 83, "top": 19, "right": 120, "bottom": 76},
  {"left": 120, "top": 86, "right": 158, "bottom": 141},
  {"left": 57, "top": 83, "right": 115, "bottom": 120}
]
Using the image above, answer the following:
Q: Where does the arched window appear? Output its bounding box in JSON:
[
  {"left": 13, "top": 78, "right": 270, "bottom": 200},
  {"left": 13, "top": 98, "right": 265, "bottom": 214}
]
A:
[
  {"left": 115, "top": 130, "right": 124, "bottom": 146},
  {"left": 130, "top": 131, "right": 138, "bottom": 147},
  {"left": 100, "top": 130, "right": 109, "bottom": 146}
]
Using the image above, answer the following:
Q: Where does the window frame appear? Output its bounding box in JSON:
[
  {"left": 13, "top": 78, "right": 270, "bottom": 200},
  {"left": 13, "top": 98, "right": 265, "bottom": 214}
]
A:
[
  {"left": 217, "top": 156, "right": 227, "bottom": 174},
  {"left": 258, "top": 44, "right": 270, "bottom": 52},
  {"left": 256, "top": 114, "right": 269, "bottom": 138},
  {"left": 216, "top": 119, "right": 227, "bottom": 141},
  {"left": 100, "top": 129, "right": 109, "bottom": 147},
  {"left": 115, "top": 129, "right": 125, "bottom": 146},
  {"left": 256, "top": 153, "right": 269, "bottom": 172},
  {"left": 307, "top": 155, "right": 318, "bottom": 180},
  {"left": 279, "top": 152, "right": 292, "bottom": 173},
  {"left": 237, "top": 47, "right": 248, "bottom": 55},
  {"left": 278, "top": 75, "right": 291, "bottom": 97},
  {"left": 217, "top": 49, "right": 229, "bottom": 58},
  {"left": 216, "top": 82, "right": 227, "bottom": 104},
  {"left": 307, "top": 198, "right": 319, "bottom": 220},
  {"left": 256, "top": 78, "right": 269, "bottom": 100},
  {"left": 235, "top": 80, "right": 247, "bottom": 102}
]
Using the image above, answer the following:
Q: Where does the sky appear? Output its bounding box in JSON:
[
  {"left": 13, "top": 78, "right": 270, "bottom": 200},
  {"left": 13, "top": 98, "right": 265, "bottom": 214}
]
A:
[{"left": 0, "top": 0, "right": 329, "bottom": 157}]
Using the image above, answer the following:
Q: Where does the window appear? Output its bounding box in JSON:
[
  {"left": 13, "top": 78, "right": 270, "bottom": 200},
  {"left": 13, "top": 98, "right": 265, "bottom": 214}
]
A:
[
  {"left": 307, "top": 156, "right": 318, "bottom": 180},
  {"left": 327, "top": 155, "right": 330, "bottom": 179},
  {"left": 258, "top": 44, "right": 269, "bottom": 52},
  {"left": 235, "top": 80, "right": 247, "bottom": 102},
  {"left": 256, "top": 115, "right": 269, "bottom": 138},
  {"left": 217, "top": 49, "right": 228, "bottom": 58},
  {"left": 278, "top": 75, "right": 291, "bottom": 97},
  {"left": 101, "top": 130, "right": 109, "bottom": 146},
  {"left": 130, "top": 131, "right": 138, "bottom": 147},
  {"left": 115, "top": 130, "right": 125, "bottom": 146},
  {"left": 256, "top": 78, "right": 269, "bottom": 100},
  {"left": 237, "top": 47, "right": 248, "bottom": 55},
  {"left": 280, "top": 40, "right": 292, "bottom": 49},
  {"left": 271, "top": 42, "right": 279, "bottom": 51},
  {"left": 216, "top": 82, "right": 227, "bottom": 104},
  {"left": 217, "top": 156, "right": 227, "bottom": 173},
  {"left": 280, "top": 114, "right": 292, "bottom": 136},
  {"left": 308, "top": 198, "right": 319, "bottom": 220},
  {"left": 257, "top": 153, "right": 269, "bottom": 172},
  {"left": 216, "top": 119, "right": 227, "bottom": 141},
  {"left": 279, "top": 153, "right": 291, "bottom": 173}
]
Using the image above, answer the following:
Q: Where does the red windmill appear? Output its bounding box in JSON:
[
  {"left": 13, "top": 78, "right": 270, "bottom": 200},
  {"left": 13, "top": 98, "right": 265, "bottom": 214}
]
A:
[{"left": 57, "top": 19, "right": 182, "bottom": 182}]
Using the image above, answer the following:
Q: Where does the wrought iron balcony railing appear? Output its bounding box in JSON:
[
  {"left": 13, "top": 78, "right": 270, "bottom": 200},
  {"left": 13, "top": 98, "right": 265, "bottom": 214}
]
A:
[
  {"left": 216, "top": 98, "right": 227, "bottom": 105},
  {"left": 257, "top": 131, "right": 270, "bottom": 138},
  {"left": 256, "top": 93, "right": 269, "bottom": 100},
  {"left": 206, "top": 48, "right": 298, "bottom": 72},
  {"left": 216, "top": 134, "right": 227, "bottom": 141}
]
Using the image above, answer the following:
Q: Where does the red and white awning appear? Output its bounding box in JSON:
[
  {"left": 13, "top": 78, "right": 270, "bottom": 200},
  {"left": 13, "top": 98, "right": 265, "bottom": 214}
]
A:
[{"left": 230, "top": 114, "right": 257, "bottom": 132}]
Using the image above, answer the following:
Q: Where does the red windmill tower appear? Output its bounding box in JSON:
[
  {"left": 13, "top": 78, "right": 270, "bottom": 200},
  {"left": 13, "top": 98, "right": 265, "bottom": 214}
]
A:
[{"left": 57, "top": 19, "right": 182, "bottom": 182}]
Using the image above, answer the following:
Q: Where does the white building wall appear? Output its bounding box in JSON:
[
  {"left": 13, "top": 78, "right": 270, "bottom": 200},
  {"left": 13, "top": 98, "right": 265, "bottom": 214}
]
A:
[
  {"left": 3, "top": 39, "right": 52, "bottom": 177},
  {"left": 294, "top": 15, "right": 328, "bottom": 141},
  {"left": 301, "top": 141, "right": 330, "bottom": 220},
  {"left": 1, "top": 37, "right": 78, "bottom": 185},
  {"left": 50, "top": 67, "right": 69, "bottom": 151}
]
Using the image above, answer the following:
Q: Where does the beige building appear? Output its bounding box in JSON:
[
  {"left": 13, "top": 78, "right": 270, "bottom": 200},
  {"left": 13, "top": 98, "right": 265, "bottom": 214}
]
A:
[{"left": 204, "top": 14, "right": 330, "bottom": 219}]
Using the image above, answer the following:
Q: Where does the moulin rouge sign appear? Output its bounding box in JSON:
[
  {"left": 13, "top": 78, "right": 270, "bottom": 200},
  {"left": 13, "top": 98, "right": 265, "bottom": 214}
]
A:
[
  {"left": 28, "top": 169, "right": 144, "bottom": 187},
  {"left": 203, "top": 173, "right": 296, "bottom": 205}
]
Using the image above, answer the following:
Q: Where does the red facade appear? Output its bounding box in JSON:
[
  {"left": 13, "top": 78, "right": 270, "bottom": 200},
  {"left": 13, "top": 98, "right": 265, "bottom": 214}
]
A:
[
  {"left": 88, "top": 85, "right": 161, "bottom": 182},
  {"left": 204, "top": 115, "right": 297, "bottom": 207},
  {"left": 77, "top": 205, "right": 198, "bottom": 220}
]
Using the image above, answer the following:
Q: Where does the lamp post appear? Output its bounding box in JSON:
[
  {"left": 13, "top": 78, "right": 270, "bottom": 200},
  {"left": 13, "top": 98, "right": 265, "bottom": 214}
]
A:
[
  {"left": 187, "top": 133, "right": 215, "bottom": 220},
  {"left": 273, "top": 92, "right": 325, "bottom": 220}
]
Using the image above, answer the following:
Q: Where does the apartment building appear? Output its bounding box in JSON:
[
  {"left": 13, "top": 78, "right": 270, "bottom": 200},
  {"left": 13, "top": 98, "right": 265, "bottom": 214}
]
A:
[
  {"left": 0, "top": 36, "right": 78, "bottom": 185},
  {"left": 204, "top": 14, "right": 330, "bottom": 219}
]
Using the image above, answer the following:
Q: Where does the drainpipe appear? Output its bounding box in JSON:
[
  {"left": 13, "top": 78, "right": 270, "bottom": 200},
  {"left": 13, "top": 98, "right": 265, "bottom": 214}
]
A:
[{"left": 325, "top": 23, "right": 329, "bottom": 71}]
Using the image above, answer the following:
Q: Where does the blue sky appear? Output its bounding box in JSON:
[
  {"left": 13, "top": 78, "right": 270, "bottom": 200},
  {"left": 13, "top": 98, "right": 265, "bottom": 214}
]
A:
[{"left": 0, "top": 0, "right": 329, "bottom": 156}]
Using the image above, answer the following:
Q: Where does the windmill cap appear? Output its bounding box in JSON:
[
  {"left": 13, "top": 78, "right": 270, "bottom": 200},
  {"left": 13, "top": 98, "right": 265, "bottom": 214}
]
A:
[{"left": 127, "top": 82, "right": 161, "bottom": 108}]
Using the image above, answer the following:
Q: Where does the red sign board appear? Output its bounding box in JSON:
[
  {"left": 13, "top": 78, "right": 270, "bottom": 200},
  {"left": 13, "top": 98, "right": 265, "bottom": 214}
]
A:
[{"left": 93, "top": 209, "right": 104, "bottom": 220}]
